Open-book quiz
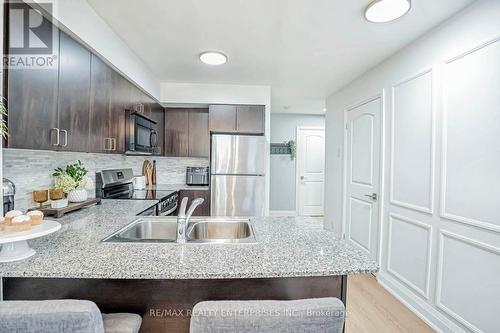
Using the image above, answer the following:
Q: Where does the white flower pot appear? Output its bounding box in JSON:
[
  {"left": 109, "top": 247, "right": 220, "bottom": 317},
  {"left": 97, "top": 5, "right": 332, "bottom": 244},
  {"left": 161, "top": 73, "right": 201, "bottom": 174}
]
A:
[{"left": 67, "top": 189, "right": 88, "bottom": 203}]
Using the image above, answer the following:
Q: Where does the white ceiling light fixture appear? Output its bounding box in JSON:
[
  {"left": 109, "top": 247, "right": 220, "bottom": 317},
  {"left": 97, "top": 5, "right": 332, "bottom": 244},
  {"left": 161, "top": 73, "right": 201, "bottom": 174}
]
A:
[
  {"left": 365, "top": 0, "right": 411, "bottom": 23},
  {"left": 199, "top": 51, "right": 227, "bottom": 65}
]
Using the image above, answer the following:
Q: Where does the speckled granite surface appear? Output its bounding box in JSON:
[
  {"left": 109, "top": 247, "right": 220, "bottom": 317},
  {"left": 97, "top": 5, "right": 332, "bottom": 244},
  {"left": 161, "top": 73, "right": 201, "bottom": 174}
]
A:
[{"left": 0, "top": 200, "right": 378, "bottom": 279}]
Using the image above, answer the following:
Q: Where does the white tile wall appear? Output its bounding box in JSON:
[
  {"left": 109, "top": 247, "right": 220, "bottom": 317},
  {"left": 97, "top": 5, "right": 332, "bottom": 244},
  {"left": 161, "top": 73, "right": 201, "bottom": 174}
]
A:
[{"left": 3, "top": 148, "right": 208, "bottom": 210}]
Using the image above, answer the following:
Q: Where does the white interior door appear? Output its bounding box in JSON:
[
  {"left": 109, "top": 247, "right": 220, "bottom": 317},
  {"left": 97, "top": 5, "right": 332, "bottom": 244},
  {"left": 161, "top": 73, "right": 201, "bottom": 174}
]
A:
[
  {"left": 297, "top": 127, "right": 325, "bottom": 216},
  {"left": 345, "top": 98, "right": 381, "bottom": 261}
]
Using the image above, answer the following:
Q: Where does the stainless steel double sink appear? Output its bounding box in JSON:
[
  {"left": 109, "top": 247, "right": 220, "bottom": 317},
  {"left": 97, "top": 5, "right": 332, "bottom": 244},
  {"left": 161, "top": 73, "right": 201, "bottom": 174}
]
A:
[{"left": 102, "top": 217, "right": 256, "bottom": 244}]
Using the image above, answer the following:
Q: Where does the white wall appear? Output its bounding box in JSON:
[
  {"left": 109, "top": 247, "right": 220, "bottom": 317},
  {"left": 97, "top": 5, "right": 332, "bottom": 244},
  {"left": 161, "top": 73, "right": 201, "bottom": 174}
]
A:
[
  {"left": 325, "top": 1, "right": 500, "bottom": 332},
  {"left": 34, "top": 0, "right": 160, "bottom": 99},
  {"left": 161, "top": 82, "right": 272, "bottom": 215},
  {"left": 270, "top": 113, "right": 325, "bottom": 212}
]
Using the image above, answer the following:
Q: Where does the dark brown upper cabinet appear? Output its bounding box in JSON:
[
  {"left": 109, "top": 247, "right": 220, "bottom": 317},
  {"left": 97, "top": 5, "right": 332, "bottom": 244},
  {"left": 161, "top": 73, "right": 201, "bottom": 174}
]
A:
[
  {"left": 164, "top": 109, "right": 189, "bottom": 157},
  {"left": 165, "top": 108, "right": 209, "bottom": 158},
  {"left": 208, "top": 105, "right": 237, "bottom": 132},
  {"left": 6, "top": 16, "right": 60, "bottom": 150},
  {"left": 209, "top": 105, "right": 264, "bottom": 134},
  {"left": 89, "top": 54, "right": 113, "bottom": 154},
  {"left": 57, "top": 31, "right": 91, "bottom": 152},
  {"left": 236, "top": 105, "right": 265, "bottom": 134},
  {"left": 188, "top": 110, "right": 210, "bottom": 158}
]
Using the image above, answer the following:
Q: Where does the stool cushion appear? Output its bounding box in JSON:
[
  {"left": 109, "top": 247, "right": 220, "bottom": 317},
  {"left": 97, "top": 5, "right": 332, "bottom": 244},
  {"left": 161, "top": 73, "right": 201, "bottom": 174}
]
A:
[
  {"left": 102, "top": 313, "right": 142, "bottom": 333},
  {"left": 0, "top": 299, "right": 104, "bottom": 333},
  {"left": 190, "top": 297, "right": 345, "bottom": 333}
]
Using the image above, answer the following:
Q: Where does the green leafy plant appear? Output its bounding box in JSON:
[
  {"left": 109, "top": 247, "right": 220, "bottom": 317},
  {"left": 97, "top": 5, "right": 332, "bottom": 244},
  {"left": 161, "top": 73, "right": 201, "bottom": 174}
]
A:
[
  {"left": 0, "top": 97, "right": 9, "bottom": 140},
  {"left": 53, "top": 160, "right": 92, "bottom": 193},
  {"left": 285, "top": 140, "right": 296, "bottom": 161}
]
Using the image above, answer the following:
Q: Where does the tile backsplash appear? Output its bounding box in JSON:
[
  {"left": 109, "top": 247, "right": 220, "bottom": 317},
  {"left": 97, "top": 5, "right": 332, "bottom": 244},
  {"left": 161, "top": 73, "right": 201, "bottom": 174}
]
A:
[{"left": 3, "top": 149, "right": 208, "bottom": 210}]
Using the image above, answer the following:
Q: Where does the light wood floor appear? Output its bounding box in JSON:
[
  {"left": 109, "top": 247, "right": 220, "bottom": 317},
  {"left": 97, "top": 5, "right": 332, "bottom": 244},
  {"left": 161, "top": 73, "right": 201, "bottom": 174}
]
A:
[{"left": 346, "top": 274, "right": 435, "bottom": 333}]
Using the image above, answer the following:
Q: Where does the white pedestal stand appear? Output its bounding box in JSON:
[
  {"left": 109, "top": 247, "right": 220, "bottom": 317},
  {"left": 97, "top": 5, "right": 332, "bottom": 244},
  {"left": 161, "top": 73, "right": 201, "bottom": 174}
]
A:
[{"left": 0, "top": 220, "right": 61, "bottom": 262}]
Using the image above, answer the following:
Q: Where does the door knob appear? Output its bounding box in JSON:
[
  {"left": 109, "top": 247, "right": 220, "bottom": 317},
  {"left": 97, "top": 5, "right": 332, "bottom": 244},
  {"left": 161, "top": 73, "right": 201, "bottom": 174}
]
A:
[
  {"left": 300, "top": 176, "right": 306, "bottom": 180},
  {"left": 364, "top": 193, "right": 378, "bottom": 201}
]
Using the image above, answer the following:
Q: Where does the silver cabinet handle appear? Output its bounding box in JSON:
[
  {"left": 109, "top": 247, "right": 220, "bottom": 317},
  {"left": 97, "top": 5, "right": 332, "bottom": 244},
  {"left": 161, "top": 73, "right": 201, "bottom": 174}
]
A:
[
  {"left": 364, "top": 193, "right": 378, "bottom": 201},
  {"left": 60, "top": 129, "right": 68, "bottom": 147},
  {"left": 104, "top": 138, "right": 111, "bottom": 151},
  {"left": 51, "top": 128, "right": 60, "bottom": 146}
]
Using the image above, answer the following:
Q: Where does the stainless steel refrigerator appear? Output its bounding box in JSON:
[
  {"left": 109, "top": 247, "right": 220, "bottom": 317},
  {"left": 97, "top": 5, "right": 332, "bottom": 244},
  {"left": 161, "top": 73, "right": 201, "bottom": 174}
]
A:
[{"left": 210, "top": 134, "right": 266, "bottom": 216}]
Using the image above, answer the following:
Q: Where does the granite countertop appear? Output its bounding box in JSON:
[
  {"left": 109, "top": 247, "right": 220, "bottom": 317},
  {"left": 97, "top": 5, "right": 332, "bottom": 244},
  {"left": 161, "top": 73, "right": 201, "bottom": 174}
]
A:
[{"left": 0, "top": 200, "right": 378, "bottom": 280}]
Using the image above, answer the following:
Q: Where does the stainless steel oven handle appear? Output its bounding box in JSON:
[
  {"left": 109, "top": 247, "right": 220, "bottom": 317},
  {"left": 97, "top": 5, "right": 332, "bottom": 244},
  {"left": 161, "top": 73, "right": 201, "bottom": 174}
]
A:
[{"left": 159, "top": 201, "right": 178, "bottom": 216}]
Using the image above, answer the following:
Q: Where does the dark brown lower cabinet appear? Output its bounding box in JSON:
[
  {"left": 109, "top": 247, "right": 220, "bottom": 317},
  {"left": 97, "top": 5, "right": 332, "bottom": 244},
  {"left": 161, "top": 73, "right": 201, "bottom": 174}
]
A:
[
  {"left": 178, "top": 190, "right": 210, "bottom": 216},
  {"left": 2, "top": 276, "right": 347, "bottom": 333}
]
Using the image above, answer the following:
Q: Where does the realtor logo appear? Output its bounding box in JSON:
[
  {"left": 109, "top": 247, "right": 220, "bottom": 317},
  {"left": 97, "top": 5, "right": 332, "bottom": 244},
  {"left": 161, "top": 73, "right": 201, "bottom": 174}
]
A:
[
  {"left": 8, "top": 2, "right": 53, "bottom": 54},
  {"left": 3, "top": 1, "right": 56, "bottom": 69}
]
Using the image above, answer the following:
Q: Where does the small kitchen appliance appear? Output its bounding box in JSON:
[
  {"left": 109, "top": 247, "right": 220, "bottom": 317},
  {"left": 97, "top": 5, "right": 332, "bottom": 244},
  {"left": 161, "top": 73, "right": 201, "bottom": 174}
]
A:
[
  {"left": 186, "top": 167, "right": 209, "bottom": 186},
  {"left": 96, "top": 168, "right": 178, "bottom": 216},
  {"left": 125, "top": 110, "right": 159, "bottom": 155}
]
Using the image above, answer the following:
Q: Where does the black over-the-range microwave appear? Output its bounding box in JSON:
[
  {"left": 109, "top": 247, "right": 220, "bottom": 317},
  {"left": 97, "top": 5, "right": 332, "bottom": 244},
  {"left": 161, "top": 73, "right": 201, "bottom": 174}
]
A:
[{"left": 125, "top": 109, "right": 159, "bottom": 155}]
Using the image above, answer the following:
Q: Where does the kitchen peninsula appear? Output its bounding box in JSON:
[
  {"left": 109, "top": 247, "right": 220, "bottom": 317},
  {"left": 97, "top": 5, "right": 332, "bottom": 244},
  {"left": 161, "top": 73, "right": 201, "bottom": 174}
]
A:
[{"left": 0, "top": 199, "right": 377, "bottom": 332}]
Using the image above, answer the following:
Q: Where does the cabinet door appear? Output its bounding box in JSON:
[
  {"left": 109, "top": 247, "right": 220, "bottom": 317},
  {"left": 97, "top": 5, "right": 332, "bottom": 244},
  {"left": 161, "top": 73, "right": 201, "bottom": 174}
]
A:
[
  {"left": 150, "top": 104, "right": 165, "bottom": 156},
  {"left": 6, "top": 16, "right": 59, "bottom": 150},
  {"left": 178, "top": 190, "right": 210, "bottom": 216},
  {"left": 110, "top": 71, "right": 130, "bottom": 154},
  {"left": 236, "top": 105, "right": 265, "bottom": 134},
  {"left": 57, "top": 31, "right": 91, "bottom": 152},
  {"left": 188, "top": 110, "right": 209, "bottom": 157},
  {"left": 89, "top": 55, "right": 112, "bottom": 153},
  {"left": 164, "top": 109, "right": 189, "bottom": 157},
  {"left": 209, "top": 105, "right": 236, "bottom": 132}
]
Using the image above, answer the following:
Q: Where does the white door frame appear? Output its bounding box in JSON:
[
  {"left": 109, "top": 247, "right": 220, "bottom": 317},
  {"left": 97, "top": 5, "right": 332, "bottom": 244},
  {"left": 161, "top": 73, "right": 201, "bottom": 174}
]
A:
[
  {"left": 342, "top": 92, "right": 386, "bottom": 264},
  {"left": 295, "top": 126, "right": 326, "bottom": 215}
]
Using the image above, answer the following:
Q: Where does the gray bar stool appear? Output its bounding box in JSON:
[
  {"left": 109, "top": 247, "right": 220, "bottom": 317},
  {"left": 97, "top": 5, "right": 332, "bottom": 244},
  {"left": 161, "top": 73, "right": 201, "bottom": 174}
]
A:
[
  {"left": 0, "top": 299, "right": 142, "bottom": 333},
  {"left": 190, "top": 297, "right": 345, "bottom": 333}
]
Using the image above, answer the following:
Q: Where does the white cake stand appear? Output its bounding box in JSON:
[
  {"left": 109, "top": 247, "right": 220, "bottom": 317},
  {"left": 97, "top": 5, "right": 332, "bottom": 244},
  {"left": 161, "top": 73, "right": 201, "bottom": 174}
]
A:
[{"left": 0, "top": 220, "right": 61, "bottom": 263}]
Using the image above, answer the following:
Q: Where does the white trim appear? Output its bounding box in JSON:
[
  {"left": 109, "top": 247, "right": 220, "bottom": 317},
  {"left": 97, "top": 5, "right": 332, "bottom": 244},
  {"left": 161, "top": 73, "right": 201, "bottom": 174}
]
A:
[
  {"left": 342, "top": 93, "right": 385, "bottom": 265},
  {"left": 295, "top": 126, "right": 326, "bottom": 216},
  {"left": 387, "top": 213, "right": 432, "bottom": 300},
  {"left": 435, "top": 230, "right": 500, "bottom": 333},
  {"left": 269, "top": 210, "right": 296, "bottom": 216},
  {"left": 440, "top": 35, "right": 500, "bottom": 234},
  {"left": 378, "top": 273, "right": 467, "bottom": 333},
  {"left": 390, "top": 68, "right": 436, "bottom": 215}
]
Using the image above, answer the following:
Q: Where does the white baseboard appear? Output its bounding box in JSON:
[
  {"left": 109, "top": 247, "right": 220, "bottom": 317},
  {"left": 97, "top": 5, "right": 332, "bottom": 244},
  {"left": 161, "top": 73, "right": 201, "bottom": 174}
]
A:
[
  {"left": 269, "top": 210, "right": 296, "bottom": 216},
  {"left": 377, "top": 272, "right": 467, "bottom": 333}
]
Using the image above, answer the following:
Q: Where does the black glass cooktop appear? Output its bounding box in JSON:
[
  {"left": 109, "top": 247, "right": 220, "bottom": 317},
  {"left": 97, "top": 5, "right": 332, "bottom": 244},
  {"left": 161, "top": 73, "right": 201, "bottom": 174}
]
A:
[{"left": 111, "top": 189, "right": 177, "bottom": 200}]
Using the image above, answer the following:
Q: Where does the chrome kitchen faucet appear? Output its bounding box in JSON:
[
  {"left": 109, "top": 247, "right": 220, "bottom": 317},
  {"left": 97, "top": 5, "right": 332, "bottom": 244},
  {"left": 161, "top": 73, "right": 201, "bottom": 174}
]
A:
[{"left": 177, "top": 197, "right": 204, "bottom": 243}]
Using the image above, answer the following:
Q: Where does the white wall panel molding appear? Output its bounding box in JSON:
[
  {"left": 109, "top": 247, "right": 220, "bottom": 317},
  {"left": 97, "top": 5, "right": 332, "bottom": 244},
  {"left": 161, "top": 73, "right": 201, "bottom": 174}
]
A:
[
  {"left": 348, "top": 197, "right": 373, "bottom": 253},
  {"left": 390, "top": 68, "right": 436, "bottom": 214},
  {"left": 436, "top": 230, "right": 500, "bottom": 333},
  {"left": 378, "top": 273, "right": 468, "bottom": 333},
  {"left": 440, "top": 35, "right": 500, "bottom": 233},
  {"left": 387, "top": 213, "right": 432, "bottom": 299}
]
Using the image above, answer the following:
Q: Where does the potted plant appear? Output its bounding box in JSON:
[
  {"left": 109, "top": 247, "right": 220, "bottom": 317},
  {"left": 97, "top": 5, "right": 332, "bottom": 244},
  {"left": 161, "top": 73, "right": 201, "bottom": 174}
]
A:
[
  {"left": 53, "top": 160, "right": 93, "bottom": 203},
  {"left": 285, "top": 140, "right": 296, "bottom": 161}
]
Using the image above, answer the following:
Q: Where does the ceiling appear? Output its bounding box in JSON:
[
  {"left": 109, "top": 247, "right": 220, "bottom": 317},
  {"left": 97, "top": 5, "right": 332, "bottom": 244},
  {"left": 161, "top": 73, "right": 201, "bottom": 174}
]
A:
[{"left": 87, "top": 0, "right": 473, "bottom": 114}]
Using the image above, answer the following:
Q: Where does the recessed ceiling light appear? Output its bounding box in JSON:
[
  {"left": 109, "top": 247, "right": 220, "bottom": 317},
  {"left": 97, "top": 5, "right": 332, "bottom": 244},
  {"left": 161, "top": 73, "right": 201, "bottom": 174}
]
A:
[
  {"left": 322, "top": 108, "right": 327, "bottom": 112},
  {"left": 365, "top": 0, "right": 411, "bottom": 23},
  {"left": 199, "top": 51, "right": 227, "bottom": 65}
]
